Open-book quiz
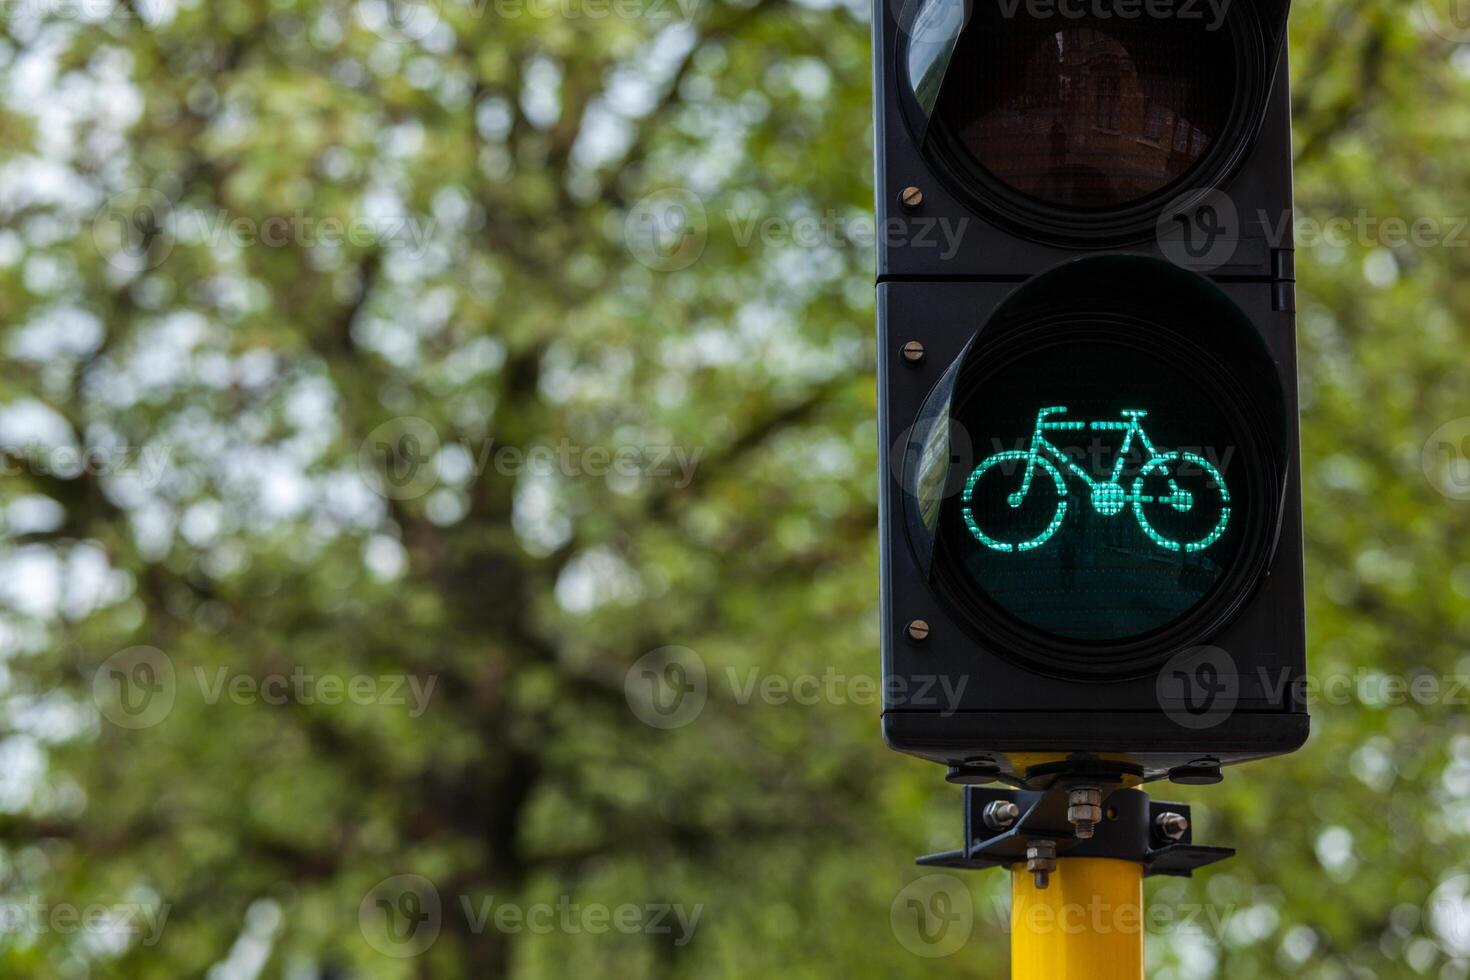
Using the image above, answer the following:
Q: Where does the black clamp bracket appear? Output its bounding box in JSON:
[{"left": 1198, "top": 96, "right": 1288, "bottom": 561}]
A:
[{"left": 917, "top": 781, "right": 1234, "bottom": 881}]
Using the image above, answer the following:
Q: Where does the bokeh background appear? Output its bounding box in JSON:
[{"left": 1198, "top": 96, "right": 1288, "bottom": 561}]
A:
[{"left": 0, "top": 0, "right": 1468, "bottom": 975}]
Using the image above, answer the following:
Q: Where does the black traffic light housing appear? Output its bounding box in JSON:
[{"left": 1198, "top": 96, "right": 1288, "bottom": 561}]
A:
[
  {"left": 875, "top": 0, "right": 1308, "bottom": 786},
  {"left": 875, "top": 0, "right": 1295, "bottom": 279}
]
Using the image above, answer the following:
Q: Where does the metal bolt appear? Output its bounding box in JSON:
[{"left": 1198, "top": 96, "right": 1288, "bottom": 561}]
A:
[
  {"left": 900, "top": 185, "right": 924, "bottom": 208},
  {"left": 983, "top": 800, "right": 1020, "bottom": 832},
  {"left": 906, "top": 620, "right": 930, "bottom": 643},
  {"left": 1067, "top": 786, "right": 1103, "bottom": 840},
  {"left": 1026, "top": 839, "right": 1057, "bottom": 890},
  {"left": 1155, "top": 812, "right": 1190, "bottom": 842},
  {"left": 901, "top": 340, "right": 926, "bottom": 364}
]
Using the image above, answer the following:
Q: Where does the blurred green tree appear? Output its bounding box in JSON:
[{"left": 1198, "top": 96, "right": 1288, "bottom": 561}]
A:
[{"left": 0, "top": 0, "right": 1465, "bottom": 977}]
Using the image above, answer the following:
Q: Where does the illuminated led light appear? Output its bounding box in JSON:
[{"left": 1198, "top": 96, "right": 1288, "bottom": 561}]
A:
[
  {"left": 1132, "top": 452, "right": 1232, "bottom": 553},
  {"left": 960, "top": 408, "right": 1232, "bottom": 555},
  {"left": 961, "top": 451, "right": 1068, "bottom": 553}
]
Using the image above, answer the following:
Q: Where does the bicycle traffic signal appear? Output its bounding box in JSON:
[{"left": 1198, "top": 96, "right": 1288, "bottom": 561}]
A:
[{"left": 875, "top": 0, "right": 1308, "bottom": 786}]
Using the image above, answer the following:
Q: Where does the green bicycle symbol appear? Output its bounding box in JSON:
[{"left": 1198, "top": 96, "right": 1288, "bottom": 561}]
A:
[{"left": 962, "top": 406, "right": 1231, "bottom": 555}]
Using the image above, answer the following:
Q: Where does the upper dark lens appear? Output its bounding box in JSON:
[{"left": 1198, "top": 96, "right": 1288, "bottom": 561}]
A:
[{"left": 933, "top": 10, "right": 1238, "bottom": 210}]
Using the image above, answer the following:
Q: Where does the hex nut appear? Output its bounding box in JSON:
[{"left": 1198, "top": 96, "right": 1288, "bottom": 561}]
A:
[
  {"left": 1026, "top": 839, "right": 1058, "bottom": 890},
  {"left": 1156, "top": 812, "right": 1190, "bottom": 842},
  {"left": 983, "top": 800, "right": 1020, "bottom": 832},
  {"left": 1067, "top": 786, "right": 1104, "bottom": 840}
]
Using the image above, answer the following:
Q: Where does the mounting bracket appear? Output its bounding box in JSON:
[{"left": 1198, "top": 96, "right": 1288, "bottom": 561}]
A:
[{"left": 917, "top": 782, "right": 1234, "bottom": 879}]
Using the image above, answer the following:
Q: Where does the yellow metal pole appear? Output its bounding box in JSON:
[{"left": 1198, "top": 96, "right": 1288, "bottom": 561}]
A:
[{"left": 1011, "top": 857, "right": 1144, "bottom": 980}]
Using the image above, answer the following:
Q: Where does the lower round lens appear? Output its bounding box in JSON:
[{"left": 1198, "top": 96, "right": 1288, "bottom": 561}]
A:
[{"left": 940, "top": 336, "right": 1246, "bottom": 644}]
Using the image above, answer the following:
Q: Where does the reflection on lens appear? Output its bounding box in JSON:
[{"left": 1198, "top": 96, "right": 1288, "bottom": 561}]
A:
[{"left": 933, "top": 12, "right": 1237, "bottom": 209}]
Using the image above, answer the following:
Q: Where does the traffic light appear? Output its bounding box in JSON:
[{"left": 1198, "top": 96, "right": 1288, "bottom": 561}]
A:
[{"left": 876, "top": 0, "right": 1307, "bottom": 787}]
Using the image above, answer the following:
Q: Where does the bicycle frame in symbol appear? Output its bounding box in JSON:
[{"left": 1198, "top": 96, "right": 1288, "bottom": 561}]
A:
[{"left": 961, "top": 406, "right": 1231, "bottom": 555}]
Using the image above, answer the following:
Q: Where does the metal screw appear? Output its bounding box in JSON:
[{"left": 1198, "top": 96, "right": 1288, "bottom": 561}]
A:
[
  {"left": 901, "top": 340, "right": 926, "bottom": 364},
  {"left": 983, "top": 800, "right": 1020, "bottom": 832},
  {"left": 1026, "top": 839, "right": 1057, "bottom": 890},
  {"left": 900, "top": 185, "right": 924, "bottom": 208},
  {"left": 1155, "top": 812, "right": 1190, "bottom": 842},
  {"left": 1067, "top": 786, "right": 1103, "bottom": 840},
  {"left": 906, "top": 620, "right": 930, "bottom": 643}
]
